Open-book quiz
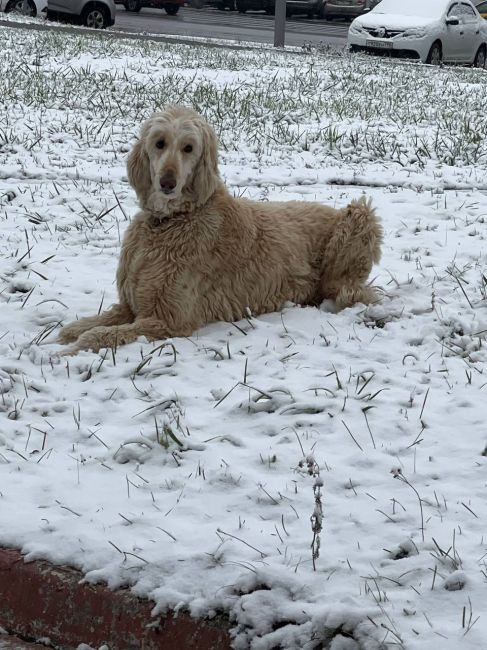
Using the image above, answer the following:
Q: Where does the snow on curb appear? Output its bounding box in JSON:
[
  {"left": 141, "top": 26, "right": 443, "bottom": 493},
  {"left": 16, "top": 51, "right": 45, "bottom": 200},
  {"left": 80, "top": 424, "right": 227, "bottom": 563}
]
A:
[{"left": 0, "top": 548, "right": 231, "bottom": 650}]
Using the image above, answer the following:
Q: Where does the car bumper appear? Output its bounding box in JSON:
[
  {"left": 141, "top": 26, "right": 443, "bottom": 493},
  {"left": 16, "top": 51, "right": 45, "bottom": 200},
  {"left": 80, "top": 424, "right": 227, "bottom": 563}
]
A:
[
  {"left": 348, "top": 32, "right": 431, "bottom": 62},
  {"left": 325, "top": 4, "right": 364, "bottom": 17},
  {"left": 287, "top": 0, "right": 320, "bottom": 11}
]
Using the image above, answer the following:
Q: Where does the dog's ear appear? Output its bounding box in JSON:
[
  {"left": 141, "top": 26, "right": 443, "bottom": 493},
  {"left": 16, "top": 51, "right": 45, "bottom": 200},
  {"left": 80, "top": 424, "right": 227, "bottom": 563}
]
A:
[
  {"left": 127, "top": 130, "right": 151, "bottom": 205},
  {"left": 190, "top": 117, "right": 220, "bottom": 205}
]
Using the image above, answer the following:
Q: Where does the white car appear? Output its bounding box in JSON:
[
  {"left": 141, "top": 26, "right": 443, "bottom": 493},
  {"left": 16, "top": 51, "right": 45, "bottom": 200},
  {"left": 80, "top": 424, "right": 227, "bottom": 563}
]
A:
[
  {"left": 0, "top": 0, "right": 46, "bottom": 16},
  {"left": 348, "top": 0, "right": 487, "bottom": 66}
]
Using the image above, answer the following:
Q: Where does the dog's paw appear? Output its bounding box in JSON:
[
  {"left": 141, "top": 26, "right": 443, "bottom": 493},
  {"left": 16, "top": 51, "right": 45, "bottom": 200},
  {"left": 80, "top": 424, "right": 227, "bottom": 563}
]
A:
[
  {"left": 57, "top": 322, "right": 84, "bottom": 344},
  {"left": 57, "top": 345, "right": 81, "bottom": 357},
  {"left": 336, "top": 284, "right": 381, "bottom": 309}
]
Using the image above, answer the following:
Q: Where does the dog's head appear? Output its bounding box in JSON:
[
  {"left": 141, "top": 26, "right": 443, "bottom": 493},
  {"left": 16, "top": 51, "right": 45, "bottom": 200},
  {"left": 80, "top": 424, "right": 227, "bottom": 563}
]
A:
[{"left": 127, "top": 106, "right": 220, "bottom": 216}]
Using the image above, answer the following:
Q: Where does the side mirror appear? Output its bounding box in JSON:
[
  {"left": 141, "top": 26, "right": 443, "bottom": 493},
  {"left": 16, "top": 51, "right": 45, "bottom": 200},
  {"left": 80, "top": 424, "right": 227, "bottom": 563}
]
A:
[{"left": 446, "top": 15, "right": 460, "bottom": 25}]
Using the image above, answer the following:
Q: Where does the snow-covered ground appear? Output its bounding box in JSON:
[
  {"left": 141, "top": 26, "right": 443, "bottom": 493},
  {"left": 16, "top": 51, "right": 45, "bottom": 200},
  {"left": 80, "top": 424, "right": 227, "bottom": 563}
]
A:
[{"left": 1, "top": 22, "right": 487, "bottom": 650}]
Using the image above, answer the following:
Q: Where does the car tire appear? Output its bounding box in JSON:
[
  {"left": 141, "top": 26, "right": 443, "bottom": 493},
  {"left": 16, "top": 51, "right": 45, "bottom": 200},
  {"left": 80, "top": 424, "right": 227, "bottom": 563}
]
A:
[
  {"left": 124, "top": 0, "right": 141, "bottom": 11},
  {"left": 473, "top": 45, "right": 486, "bottom": 68},
  {"left": 5, "top": 0, "right": 36, "bottom": 16},
  {"left": 81, "top": 4, "right": 111, "bottom": 28},
  {"left": 426, "top": 41, "right": 442, "bottom": 65},
  {"left": 165, "top": 4, "right": 180, "bottom": 13}
]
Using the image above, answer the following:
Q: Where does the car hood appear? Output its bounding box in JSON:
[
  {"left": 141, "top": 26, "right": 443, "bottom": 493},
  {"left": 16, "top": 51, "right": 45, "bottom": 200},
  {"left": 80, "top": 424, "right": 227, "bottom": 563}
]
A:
[{"left": 355, "top": 13, "right": 436, "bottom": 31}]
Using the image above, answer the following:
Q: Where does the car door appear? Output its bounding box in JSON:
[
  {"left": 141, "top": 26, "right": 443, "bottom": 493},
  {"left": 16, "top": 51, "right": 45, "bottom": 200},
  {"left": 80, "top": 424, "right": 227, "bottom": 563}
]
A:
[
  {"left": 48, "top": 0, "right": 63, "bottom": 9},
  {"left": 444, "top": 2, "right": 465, "bottom": 61},
  {"left": 48, "top": 0, "right": 72, "bottom": 11},
  {"left": 461, "top": 2, "right": 482, "bottom": 61}
]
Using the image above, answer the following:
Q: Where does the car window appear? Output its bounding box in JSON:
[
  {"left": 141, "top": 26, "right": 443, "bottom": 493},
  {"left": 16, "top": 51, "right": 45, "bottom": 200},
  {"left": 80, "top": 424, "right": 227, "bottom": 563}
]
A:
[
  {"left": 476, "top": 1, "right": 487, "bottom": 10},
  {"left": 461, "top": 2, "right": 477, "bottom": 19},
  {"left": 448, "top": 3, "right": 460, "bottom": 16}
]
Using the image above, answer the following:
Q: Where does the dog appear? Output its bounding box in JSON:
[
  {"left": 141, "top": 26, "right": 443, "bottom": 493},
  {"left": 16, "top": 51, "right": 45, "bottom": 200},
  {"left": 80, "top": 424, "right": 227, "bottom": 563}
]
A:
[{"left": 58, "top": 106, "right": 382, "bottom": 353}]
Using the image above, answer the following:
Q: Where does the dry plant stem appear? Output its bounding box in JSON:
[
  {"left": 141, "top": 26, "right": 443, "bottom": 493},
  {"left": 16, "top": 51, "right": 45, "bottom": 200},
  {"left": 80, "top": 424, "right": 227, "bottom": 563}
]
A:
[{"left": 391, "top": 468, "right": 425, "bottom": 542}]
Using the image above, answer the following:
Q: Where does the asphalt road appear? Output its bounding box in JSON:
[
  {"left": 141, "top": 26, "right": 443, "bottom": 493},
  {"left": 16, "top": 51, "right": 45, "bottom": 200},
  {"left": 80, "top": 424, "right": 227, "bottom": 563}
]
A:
[{"left": 114, "top": 5, "right": 350, "bottom": 48}]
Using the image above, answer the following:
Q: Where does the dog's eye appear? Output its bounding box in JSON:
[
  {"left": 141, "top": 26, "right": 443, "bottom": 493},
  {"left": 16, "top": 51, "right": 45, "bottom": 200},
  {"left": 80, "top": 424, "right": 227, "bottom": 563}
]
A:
[
  {"left": 155, "top": 139, "right": 165, "bottom": 149},
  {"left": 183, "top": 144, "right": 193, "bottom": 153}
]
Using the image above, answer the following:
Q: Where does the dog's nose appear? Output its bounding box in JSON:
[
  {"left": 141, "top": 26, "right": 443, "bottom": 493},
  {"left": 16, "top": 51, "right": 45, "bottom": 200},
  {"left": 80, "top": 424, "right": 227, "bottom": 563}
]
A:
[{"left": 160, "top": 172, "right": 177, "bottom": 194}]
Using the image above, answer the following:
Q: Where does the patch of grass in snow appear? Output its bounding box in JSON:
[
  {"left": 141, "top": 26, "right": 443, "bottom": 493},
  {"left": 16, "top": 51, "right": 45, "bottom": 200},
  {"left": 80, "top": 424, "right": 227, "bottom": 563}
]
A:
[{"left": 1, "top": 28, "right": 487, "bottom": 168}]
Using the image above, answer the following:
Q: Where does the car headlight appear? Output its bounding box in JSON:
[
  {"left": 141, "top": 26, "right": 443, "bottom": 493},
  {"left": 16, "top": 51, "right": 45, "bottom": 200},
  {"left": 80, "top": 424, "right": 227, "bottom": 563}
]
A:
[
  {"left": 403, "top": 28, "right": 427, "bottom": 38},
  {"left": 349, "top": 22, "right": 364, "bottom": 35}
]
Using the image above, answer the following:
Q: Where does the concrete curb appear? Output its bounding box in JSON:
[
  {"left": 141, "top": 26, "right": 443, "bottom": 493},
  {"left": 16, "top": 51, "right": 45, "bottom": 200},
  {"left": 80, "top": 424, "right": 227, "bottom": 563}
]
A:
[{"left": 0, "top": 548, "right": 232, "bottom": 650}]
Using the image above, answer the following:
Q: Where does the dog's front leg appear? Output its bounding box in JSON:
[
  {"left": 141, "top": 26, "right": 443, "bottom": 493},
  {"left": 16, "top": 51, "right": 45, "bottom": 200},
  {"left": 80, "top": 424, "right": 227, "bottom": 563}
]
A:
[
  {"left": 58, "top": 303, "right": 134, "bottom": 344},
  {"left": 61, "top": 317, "right": 191, "bottom": 355}
]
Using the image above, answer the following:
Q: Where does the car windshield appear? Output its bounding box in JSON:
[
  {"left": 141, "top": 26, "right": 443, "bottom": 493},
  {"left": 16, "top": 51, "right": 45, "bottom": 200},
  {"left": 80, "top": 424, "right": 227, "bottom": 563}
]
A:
[{"left": 372, "top": 0, "right": 448, "bottom": 18}]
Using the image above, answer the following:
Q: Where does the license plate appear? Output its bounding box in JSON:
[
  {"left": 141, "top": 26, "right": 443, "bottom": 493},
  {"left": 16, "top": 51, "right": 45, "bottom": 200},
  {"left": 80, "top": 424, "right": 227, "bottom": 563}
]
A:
[{"left": 366, "top": 39, "right": 393, "bottom": 49}]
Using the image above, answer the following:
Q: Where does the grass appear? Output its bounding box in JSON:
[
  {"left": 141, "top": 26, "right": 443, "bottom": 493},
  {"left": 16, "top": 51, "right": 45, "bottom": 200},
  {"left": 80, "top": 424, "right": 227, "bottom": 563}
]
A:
[{"left": 1, "top": 28, "right": 487, "bottom": 171}]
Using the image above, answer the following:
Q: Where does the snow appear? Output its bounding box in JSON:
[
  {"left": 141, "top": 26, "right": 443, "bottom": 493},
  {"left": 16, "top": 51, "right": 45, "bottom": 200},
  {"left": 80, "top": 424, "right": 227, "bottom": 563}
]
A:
[
  {"left": 1, "top": 21, "right": 487, "bottom": 650},
  {"left": 355, "top": 14, "right": 436, "bottom": 31},
  {"left": 370, "top": 0, "right": 449, "bottom": 19}
]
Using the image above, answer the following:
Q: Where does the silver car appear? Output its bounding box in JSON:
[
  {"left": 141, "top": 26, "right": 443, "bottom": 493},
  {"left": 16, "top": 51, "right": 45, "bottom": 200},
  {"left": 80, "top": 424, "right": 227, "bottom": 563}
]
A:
[
  {"left": 47, "top": 0, "right": 116, "bottom": 28},
  {"left": 324, "top": 0, "right": 381, "bottom": 20}
]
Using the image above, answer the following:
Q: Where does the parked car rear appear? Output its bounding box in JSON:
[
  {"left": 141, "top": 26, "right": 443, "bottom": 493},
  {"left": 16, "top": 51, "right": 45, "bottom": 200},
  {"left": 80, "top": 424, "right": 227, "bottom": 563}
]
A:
[
  {"left": 324, "top": 0, "right": 381, "bottom": 20},
  {"left": 115, "top": 0, "right": 184, "bottom": 15},
  {"left": 236, "top": 0, "right": 325, "bottom": 17},
  {"left": 188, "top": 0, "right": 236, "bottom": 9}
]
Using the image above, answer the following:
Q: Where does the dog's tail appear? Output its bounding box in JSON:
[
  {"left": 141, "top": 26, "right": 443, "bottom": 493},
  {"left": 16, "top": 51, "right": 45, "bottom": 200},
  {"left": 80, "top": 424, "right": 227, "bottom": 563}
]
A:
[{"left": 320, "top": 196, "right": 383, "bottom": 307}]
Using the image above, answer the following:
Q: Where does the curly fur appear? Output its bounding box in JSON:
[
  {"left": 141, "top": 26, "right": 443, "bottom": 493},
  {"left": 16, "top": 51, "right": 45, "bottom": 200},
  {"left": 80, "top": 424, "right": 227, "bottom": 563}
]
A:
[{"left": 59, "top": 106, "right": 383, "bottom": 354}]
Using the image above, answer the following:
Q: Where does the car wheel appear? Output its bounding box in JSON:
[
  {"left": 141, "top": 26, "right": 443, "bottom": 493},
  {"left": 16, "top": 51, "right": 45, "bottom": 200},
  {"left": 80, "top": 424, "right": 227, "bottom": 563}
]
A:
[
  {"left": 5, "top": 0, "right": 36, "bottom": 16},
  {"left": 426, "top": 41, "right": 442, "bottom": 65},
  {"left": 124, "top": 0, "right": 141, "bottom": 11},
  {"left": 165, "top": 4, "right": 180, "bottom": 14},
  {"left": 82, "top": 5, "right": 110, "bottom": 28},
  {"left": 474, "top": 45, "right": 486, "bottom": 68}
]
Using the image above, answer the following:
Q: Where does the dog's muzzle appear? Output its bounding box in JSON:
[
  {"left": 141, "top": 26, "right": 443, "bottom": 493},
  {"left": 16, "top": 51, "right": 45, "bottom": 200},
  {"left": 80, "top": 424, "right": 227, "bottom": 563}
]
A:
[{"left": 160, "top": 172, "right": 177, "bottom": 195}]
